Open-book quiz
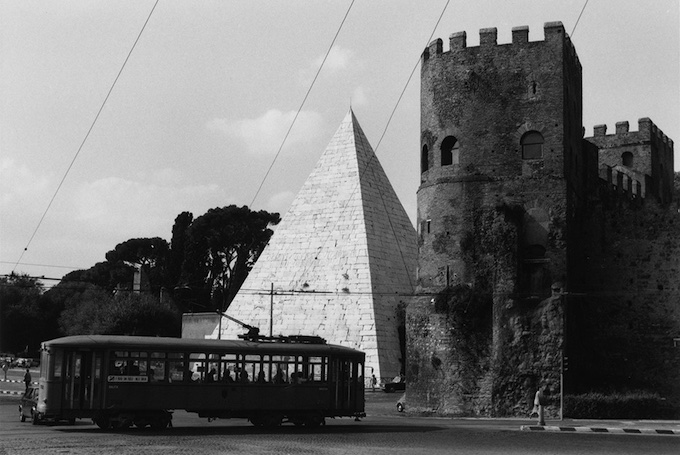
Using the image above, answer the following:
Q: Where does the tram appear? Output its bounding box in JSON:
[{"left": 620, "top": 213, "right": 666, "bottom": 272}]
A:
[{"left": 34, "top": 334, "right": 365, "bottom": 429}]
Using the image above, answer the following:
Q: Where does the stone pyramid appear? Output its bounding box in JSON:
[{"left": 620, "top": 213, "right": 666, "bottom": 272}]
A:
[{"left": 212, "top": 109, "right": 417, "bottom": 382}]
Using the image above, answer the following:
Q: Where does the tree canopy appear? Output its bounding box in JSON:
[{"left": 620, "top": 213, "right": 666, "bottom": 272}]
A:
[
  {"left": 1, "top": 205, "right": 279, "bottom": 348},
  {"left": 180, "top": 205, "right": 280, "bottom": 313}
]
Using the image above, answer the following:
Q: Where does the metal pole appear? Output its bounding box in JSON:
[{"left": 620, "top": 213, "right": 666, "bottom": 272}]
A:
[{"left": 269, "top": 283, "right": 274, "bottom": 337}]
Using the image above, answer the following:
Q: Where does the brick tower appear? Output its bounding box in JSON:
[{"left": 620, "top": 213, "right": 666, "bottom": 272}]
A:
[
  {"left": 408, "top": 22, "right": 586, "bottom": 416},
  {"left": 213, "top": 109, "right": 417, "bottom": 383}
]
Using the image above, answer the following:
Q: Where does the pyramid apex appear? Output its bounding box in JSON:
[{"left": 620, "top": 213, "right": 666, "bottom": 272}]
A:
[{"left": 342, "top": 107, "right": 358, "bottom": 126}]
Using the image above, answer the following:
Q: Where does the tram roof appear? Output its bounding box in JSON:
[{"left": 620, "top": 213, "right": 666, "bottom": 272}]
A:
[{"left": 41, "top": 335, "right": 364, "bottom": 357}]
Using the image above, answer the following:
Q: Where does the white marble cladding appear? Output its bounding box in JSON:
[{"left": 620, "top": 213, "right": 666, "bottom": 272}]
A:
[{"left": 211, "top": 110, "right": 417, "bottom": 382}]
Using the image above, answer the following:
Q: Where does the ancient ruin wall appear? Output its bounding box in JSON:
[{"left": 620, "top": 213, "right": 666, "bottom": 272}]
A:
[{"left": 409, "top": 23, "right": 578, "bottom": 416}]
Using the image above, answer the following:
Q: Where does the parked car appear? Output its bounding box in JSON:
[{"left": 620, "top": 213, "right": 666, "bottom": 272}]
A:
[
  {"left": 382, "top": 375, "right": 406, "bottom": 393},
  {"left": 19, "top": 386, "right": 38, "bottom": 423},
  {"left": 0, "top": 352, "right": 15, "bottom": 365},
  {"left": 396, "top": 393, "right": 406, "bottom": 412}
]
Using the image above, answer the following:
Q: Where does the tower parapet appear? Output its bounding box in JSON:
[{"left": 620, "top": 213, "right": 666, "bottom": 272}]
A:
[
  {"left": 423, "top": 22, "right": 580, "bottom": 70},
  {"left": 585, "top": 118, "right": 674, "bottom": 204}
]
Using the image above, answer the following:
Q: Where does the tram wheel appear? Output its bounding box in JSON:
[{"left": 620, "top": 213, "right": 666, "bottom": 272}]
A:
[
  {"left": 290, "top": 417, "right": 305, "bottom": 427},
  {"left": 93, "top": 415, "right": 111, "bottom": 430},
  {"left": 150, "top": 412, "right": 171, "bottom": 430},
  {"left": 263, "top": 413, "right": 283, "bottom": 427},
  {"left": 304, "top": 414, "right": 324, "bottom": 427},
  {"left": 249, "top": 415, "right": 263, "bottom": 427}
]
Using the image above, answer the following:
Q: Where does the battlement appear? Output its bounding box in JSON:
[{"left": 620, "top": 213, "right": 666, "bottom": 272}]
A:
[
  {"left": 591, "top": 118, "right": 674, "bottom": 147},
  {"left": 423, "top": 21, "right": 577, "bottom": 62},
  {"left": 599, "top": 165, "right": 645, "bottom": 202}
]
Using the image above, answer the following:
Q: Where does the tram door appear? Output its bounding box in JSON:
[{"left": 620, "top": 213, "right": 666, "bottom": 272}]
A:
[
  {"left": 335, "top": 358, "right": 358, "bottom": 410},
  {"left": 63, "top": 350, "right": 100, "bottom": 410}
]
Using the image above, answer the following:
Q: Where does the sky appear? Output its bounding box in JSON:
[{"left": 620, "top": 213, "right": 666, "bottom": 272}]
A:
[{"left": 1, "top": 0, "right": 678, "bottom": 287}]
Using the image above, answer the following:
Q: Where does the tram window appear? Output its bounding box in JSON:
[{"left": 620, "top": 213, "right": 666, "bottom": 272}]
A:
[
  {"left": 240, "top": 355, "right": 258, "bottom": 383},
  {"left": 74, "top": 357, "right": 81, "bottom": 378},
  {"left": 289, "top": 356, "right": 304, "bottom": 384},
  {"left": 150, "top": 359, "right": 166, "bottom": 381},
  {"left": 308, "top": 357, "right": 326, "bottom": 382},
  {"left": 134, "top": 360, "right": 147, "bottom": 376},
  {"left": 221, "top": 353, "right": 237, "bottom": 382},
  {"left": 94, "top": 356, "right": 102, "bottom": 380},
  {"left": 53, "top": 350, "right": 63, "bottom": 378},
  {"left": 271, "top": 356, "right": 287, "bottom": 383},
  {"left": 205, "top": 353, "right": 219, "bottom": 382},
  {"left": 168, "top": 360, "right": 185, "bottom": 382},
  {"left": 250, "top": 355, "right": 270, "bottom": 383},
  {"left": 260, "top": 355, "right": 271, "bottom": 383},
  {"left": 189, "top": 353, "right": 206, "bottom": 382}
]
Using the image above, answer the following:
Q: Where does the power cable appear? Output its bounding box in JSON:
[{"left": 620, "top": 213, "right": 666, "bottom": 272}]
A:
[
  {"left": 571, "top": 0, "right": 590, "bottom": 37},
  {"left": 249, "top": 0, "right": 355, "bottom": 208},
  {"left": 296, "top": 0, "right": 451, "bottom": 288},
  {"left": 11, "top": 0, "right": 161, "bottom": 273}
]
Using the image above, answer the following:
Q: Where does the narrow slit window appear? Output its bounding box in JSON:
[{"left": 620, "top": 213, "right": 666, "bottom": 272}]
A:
[{"left": 421, "top": 144, "right": 429, "bottom": 173}]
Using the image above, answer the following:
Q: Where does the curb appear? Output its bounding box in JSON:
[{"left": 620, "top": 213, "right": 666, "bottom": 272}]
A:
[
  {"left": 1, "top": 389, "right": 25, "bottom": 396},
  {"left": 0, "top": 378, "right": 38, "bottom": 385},
  {"left": 520, "top": 425, "right": 680, "bottom": 435}
]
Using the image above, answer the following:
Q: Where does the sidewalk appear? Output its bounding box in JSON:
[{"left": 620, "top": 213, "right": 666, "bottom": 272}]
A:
[{"left": 520, "top": 419, "right": 680, "bottom": 435}]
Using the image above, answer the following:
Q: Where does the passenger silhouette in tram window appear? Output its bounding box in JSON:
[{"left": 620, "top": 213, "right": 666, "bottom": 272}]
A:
[
  {"left": 273, "top": 369, "right": 284, "bottom": 384},
  {"left": 257, "top": 370, "right": 266, "bottom": 383},
  {"left": 239, "top": 369, "right": 249, "bottom": 383},
  {"left": 223, "top": 368, "right": 234, "bottom": 382},
  {"left": 206, "top": 368, "right": 216, "bottom": 383}
]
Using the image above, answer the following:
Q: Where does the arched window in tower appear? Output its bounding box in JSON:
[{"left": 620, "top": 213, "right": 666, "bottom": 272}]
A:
[
  {"left": 521, "top": 131, "right": 544, "bottom": 159},
  {"left": 622, "top": 151, "right": 634, "bottom": 167},
  {"left": 421, "top": 144, "right": 429, "bottom": 173},
  {"left": 441, "top": 136, "right": 459, "bottom": 166}
]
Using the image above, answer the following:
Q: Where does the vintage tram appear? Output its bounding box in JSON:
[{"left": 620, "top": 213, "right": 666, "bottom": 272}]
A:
[{"left": 35, "top": 335, "right": 365, "bottom": 429}]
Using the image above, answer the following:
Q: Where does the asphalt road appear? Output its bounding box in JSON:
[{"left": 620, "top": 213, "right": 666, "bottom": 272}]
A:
[{"left": 1, "top": 391, "right": 678, "bottom": 455}]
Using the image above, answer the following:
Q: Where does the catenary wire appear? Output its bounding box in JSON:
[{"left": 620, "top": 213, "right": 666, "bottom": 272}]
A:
[
  {"left": 296, "top": 0, "right": 451, "bottom": 288},
  {"left": 249, "top": 0, "right": 355, "bottom": 208},
  {"left": 571, "top": 0, "right": 590, "bottom": 37},
  {"left": 11, "top": 0, "right": 161, "bottom": 273}
]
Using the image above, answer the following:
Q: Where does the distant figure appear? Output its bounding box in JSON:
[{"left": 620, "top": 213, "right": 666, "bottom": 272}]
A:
[
  {"left": 2, "top": 362, "right": 8, "bottom": 380},
  {"left": 371, "top": 374, "right": 377, "bottom": 392},
  {"left": 23, "top": 368, "right": 32, "bottom": 392}
]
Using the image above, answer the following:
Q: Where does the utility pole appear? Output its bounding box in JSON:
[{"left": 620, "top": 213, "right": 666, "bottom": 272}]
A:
[{"left": 269, "top": 283, "right": 274, "bottom": 337}]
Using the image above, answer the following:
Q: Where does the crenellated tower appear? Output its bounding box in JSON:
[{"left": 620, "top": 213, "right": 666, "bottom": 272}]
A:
[
  {"left": 409, "top": 22, "right": 584, "bottom": 416},
  {"left": 585, "top": 118, "right": 675, "bottom": 204}
]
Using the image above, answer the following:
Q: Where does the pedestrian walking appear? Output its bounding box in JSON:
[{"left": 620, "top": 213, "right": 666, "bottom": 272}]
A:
[
  {"left": 24, "top": 368, "right": 32, "bottom": 392},
  {"left": 2, "top": 362, "right": 8, "bottom": 380},
  {"left": 371, "top": 374, "right": 377, "bottom": 392}
]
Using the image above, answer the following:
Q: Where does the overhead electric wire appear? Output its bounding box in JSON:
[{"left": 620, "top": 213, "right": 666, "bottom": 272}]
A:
[
  {"left": 571, "top": 0, "right": 590, "bottom": 37},
  {"left": 297, "top": 0, "right": 451, "bottom": 287},
  {"left": 11, "top": 0, "right": 160, "bottom": 273},
  {"left": 249, "top": 0, "right": 355, "bottom": 208}
]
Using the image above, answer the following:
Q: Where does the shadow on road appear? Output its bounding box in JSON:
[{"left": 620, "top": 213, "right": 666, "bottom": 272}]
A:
[{"left": 52, "top": 422, "right": 445, "bottom": 436}]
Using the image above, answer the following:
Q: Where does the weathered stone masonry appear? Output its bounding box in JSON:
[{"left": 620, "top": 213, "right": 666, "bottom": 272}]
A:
[{"left": 408, "top": 21, "right": 678, "bottom": 416}]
